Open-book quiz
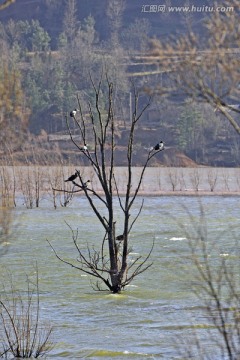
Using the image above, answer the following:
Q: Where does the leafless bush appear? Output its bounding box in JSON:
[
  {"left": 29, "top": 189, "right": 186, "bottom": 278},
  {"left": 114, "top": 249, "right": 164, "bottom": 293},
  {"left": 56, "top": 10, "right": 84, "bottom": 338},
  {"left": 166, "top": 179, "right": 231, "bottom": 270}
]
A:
[
  {"left": 235, "top": 168, "right": 240, "bottom": 192},
  {"left": 0, "top": 167, "right": 16, "bottom": 207},
  {"left": 19, "top": 168, "right": 34, "bottom": 209},
  {"left": 0, "top": 207, "right": 13, "bottom": 256},
  {"left": 190, "top": 168, "right": 201, "bottom": 191},
  {"left": 167, "top": 168, "right": 179, "bottom": 191},
  {"left": 222, "top": 169, "right": 231, "bottom": 192},
  {"left": 178, "top": 169, "right": 186, "bottom": 191},
  {"left": 18, "top": 167, "right": 43, "bottom": 209},
  {"left": 47, "top": 167, "right": 61, "bottom": 209},
  {"left": 157, "top": 168, "right": 162, "bottom": 191},
  {"left": 0, "top": 269, "right": 54, "bottom": 358},
  {"left": 177, "top": 205, "right": 240, "bottom": 359},
  {"left": 207, "top": 168, "right": 218, "bottom": 192},
  {"left": 32, "top": 166, "right": 43, "bottom": 208}
]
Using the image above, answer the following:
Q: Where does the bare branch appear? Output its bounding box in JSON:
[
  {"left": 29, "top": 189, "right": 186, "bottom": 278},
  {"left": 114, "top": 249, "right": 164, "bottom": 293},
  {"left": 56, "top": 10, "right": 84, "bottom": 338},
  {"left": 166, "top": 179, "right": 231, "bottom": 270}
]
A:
[
  {"left": 128, "top": 198, "right": 144, "bottom": 234},
  {"left": 124, "top": 238, "right": 155, "bottom": 284}
]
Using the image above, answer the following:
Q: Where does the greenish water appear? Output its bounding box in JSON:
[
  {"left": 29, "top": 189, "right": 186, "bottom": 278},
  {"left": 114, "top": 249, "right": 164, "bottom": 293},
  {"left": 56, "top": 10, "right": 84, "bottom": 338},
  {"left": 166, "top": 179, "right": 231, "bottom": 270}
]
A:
[{"left": 0, "top": 196, "right": 239, "bottom": 359}]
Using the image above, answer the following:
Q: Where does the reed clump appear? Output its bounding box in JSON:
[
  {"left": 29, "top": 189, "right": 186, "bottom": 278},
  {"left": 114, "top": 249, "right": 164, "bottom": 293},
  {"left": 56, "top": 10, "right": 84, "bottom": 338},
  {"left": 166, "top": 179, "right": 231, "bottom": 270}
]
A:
[{"left": 0, "top": 269, "right": 54, "bottom": 358}]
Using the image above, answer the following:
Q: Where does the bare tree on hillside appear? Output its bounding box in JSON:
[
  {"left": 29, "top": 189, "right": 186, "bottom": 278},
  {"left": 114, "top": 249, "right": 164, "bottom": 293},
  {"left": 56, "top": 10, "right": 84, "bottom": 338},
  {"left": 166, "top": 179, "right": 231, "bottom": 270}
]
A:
[
  {"left": 106, "top": 0, "right": 125, "bottom": 47},
  {"left": 149, "top": 0, "right": 240, "bottom": 136},
  {"left": 49, "top": 76, "right": 164, "bottom": 293},
  {"left": 62, "top": 0, "right": 79, "bottom": 47}
]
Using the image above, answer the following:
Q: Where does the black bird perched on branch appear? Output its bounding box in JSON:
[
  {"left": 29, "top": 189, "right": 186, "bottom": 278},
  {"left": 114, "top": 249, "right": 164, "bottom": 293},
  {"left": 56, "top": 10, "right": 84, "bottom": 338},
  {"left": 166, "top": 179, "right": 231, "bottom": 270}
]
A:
[
  {"left": 70, "top": 109, "right": 78, "bottom": 117},
  {"left": 145, "top": 141, "right": 165, "bottom": 152},
  {"left": 64, "top": 171, "right": 78, "bottom": 182},
  {"left": 116, "top": 234, "right": 125, "bottom": 241},
  {"left": 152, "top": 141, "right": 164, "bottom": 151}
]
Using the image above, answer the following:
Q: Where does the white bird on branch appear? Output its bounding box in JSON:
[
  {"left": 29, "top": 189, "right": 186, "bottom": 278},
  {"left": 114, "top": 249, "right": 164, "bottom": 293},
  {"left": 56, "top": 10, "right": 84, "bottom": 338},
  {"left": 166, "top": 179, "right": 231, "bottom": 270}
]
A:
[
  {"left": 70, "top": 108, "right": 78, "bottom": 117},
  {"left": 82, "top": 180, "right": 91, "bottom": 189},
  {"left": 80, "top": 145, "right": 88, "bottom": 151}
]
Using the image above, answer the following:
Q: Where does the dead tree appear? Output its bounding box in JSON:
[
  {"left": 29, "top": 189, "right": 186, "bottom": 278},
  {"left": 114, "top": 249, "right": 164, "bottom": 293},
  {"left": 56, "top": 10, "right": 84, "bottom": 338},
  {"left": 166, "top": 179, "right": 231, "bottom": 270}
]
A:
[{"left": 49, "top": 76, "right": 163, "bottom": 293}]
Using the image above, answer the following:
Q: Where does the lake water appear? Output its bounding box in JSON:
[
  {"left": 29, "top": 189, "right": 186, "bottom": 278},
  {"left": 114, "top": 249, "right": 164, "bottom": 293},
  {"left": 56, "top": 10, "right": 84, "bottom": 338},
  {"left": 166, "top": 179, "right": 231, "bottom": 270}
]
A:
[{"left": 0, "top": 195, "right": 239, "bottom": 359}]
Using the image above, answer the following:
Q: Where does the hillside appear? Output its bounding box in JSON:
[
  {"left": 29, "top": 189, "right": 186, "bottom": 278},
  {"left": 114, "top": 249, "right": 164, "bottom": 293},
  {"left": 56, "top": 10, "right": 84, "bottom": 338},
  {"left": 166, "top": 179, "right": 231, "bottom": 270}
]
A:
[
  {"left": 0, "top": 0, "right": 239, "bottom": 167},
  {"left": 0, "top": 0, "right": 212, "bottom": 43}
]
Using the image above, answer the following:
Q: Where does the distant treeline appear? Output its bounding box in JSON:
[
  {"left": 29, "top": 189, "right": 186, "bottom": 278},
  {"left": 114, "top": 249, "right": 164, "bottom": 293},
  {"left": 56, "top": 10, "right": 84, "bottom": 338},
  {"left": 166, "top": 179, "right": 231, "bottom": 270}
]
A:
[
  {"left": 0, "top": 0, "right": 239, "bottom": 166},
  {"left": 0, "top": 1, "right": 154, "bottom": 135}
]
